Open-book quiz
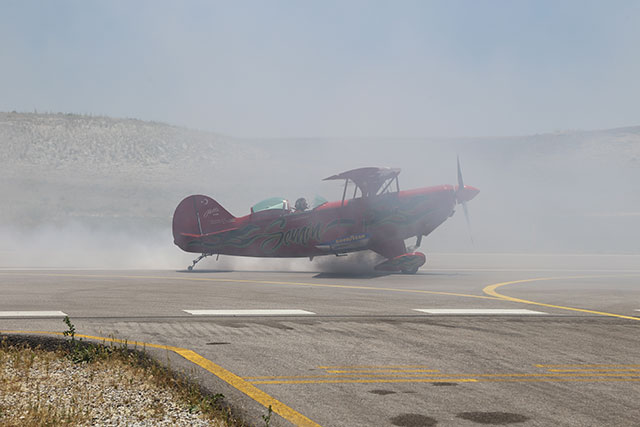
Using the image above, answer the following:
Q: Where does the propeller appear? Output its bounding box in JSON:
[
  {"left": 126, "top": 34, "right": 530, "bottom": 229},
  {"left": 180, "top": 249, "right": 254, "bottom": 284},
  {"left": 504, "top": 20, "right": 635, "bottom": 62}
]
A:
[
  {"left": 455, "top": 156, "right": 479, "bottom": 244},
  {"left": 461, "top": 199, "right": 473, "bottom": 245},
  {"left": 457, "top": 156, "right": 464, "bottom": 191}
]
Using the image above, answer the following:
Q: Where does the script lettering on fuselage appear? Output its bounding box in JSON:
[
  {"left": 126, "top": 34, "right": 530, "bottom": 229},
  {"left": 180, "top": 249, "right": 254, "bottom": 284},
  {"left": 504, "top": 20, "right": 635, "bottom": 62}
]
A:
[
  {"left": 260, "top": 218, "right": 323, "bottom": 252},
  {"left": 282, "top": 223, "right": 323, "bottom": 246}
]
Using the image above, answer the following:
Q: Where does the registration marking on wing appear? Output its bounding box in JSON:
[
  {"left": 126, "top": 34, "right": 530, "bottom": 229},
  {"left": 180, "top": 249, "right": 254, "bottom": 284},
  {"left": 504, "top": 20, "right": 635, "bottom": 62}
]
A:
[
  {"left": 413, "top": 309, "right": 548, "bottom": 315},
  {"left": 183, "top": 309, "right": 316, "bottom": 316}
]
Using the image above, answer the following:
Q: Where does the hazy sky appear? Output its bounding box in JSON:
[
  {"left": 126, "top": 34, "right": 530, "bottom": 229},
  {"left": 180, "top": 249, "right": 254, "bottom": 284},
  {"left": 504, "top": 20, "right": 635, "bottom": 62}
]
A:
[{"left": 1, "top": 1, "right": 639, "bottom": 137}]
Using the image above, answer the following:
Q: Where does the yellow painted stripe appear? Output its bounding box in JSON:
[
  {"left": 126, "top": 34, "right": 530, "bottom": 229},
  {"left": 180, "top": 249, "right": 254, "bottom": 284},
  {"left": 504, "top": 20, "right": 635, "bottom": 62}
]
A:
[
  {"left": 317, "top": 365, "right": 432, "bottom": 369},
  {"left": 475, "top": 373, "right": 640, "bottom": 378},
  {"left": 484, "top": 378, "right": 640, "bottom": 383},
  {"left": 250, "top": 376, "right": 640, "bottom": 385},
  {"left": 536, "top": 364, "right": 640, "bottom": 368},
  {"left": 172, "top": 349, "right": 320, "bottom": 426},
  {"left": 548, "top": 369, "right": 640, "bottom": 372},
  {"left": 251, "top": 378, "right": 478, "bottom": 385},
  {"left": 0, "top": 330, "right": 320, "bottom": 427},
  {"left": 0, "top": 271, "right": 501, "bottom": 301},
  {"left": 246, "top": 373, "right": 446, "bottom": 380},
  {"left": 245, "top": 372, "right": 640, "bottom": 380},
  {"left": 0, "top": 330, "right": 179, "bottom": 350},
  {"left": 326, "top": 369, "right": 439, "bottom": 373},
  {"left": 482, "top": 275, "right": 640, "bottom": 321}
]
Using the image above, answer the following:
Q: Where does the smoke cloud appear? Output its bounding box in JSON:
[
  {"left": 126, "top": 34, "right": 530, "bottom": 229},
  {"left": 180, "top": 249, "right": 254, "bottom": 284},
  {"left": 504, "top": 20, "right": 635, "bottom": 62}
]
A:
[{"left": 1, "top": 3, "right": 639, "bottom": 270}]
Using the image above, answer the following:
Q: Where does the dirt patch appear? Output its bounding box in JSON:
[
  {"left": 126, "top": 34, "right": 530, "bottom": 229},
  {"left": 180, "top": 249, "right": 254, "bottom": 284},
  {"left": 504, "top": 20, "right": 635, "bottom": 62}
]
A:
[
  {"left": 369, "top": 389, "right": 397, "bottom": 395},
  {"left": 390, "top": 413, "right": 438, "bottom": 426},
  {"left": 456, "top": 411, "right": 530, "bottom": 424}
]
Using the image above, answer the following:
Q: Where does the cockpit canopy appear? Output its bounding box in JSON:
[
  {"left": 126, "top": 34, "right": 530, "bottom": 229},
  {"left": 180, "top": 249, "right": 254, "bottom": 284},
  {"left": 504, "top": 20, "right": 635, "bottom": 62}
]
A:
[
  {"left": 251, "top": 196, "right": 329, "bottom": 214},
  {"left": 251, "top": 197, "right": 289, "bottom": 213},
  {"left": 311, "top": 195, "right": 328, "bottom": 209}
]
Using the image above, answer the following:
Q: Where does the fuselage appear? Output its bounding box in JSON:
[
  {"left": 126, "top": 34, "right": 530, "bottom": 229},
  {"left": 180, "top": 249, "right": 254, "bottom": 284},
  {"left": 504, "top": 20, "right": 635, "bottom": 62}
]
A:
[{"left": 179, "top": 185, "right": 459, "bottom": 257}]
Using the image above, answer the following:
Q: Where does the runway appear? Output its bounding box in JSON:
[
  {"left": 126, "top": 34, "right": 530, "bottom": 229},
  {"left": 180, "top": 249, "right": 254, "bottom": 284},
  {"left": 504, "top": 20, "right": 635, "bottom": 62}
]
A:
[{"left": 1, "top": 254, "right": 639, "bottom": 426}]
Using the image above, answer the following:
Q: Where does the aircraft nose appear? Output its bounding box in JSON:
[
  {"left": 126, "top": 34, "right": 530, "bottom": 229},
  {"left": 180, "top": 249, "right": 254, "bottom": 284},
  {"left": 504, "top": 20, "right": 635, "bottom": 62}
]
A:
[{"left": 456, "top": 185, "right": 480, "bottom": 203}]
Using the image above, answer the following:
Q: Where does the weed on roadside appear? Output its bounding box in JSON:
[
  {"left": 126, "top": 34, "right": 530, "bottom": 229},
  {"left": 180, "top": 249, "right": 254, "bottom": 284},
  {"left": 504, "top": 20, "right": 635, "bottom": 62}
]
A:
[
  {"left": 0, "top": 320, "right": 244, "bottom": 426},
  {"left": 262, "top": 405, "right": 273, "bottom": 427}
]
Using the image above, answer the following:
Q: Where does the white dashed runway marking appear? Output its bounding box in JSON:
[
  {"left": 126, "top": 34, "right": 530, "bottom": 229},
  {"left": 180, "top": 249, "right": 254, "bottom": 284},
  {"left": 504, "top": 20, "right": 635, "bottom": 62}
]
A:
[
  {"left": 413, "top": 309, "right": 548, "bottom": 315},
  {"left": 183, "top": 309, "right": 316, "bottom": 316},
  {"left": 0, "top": 311, "right": 67, "bottom": 317}
]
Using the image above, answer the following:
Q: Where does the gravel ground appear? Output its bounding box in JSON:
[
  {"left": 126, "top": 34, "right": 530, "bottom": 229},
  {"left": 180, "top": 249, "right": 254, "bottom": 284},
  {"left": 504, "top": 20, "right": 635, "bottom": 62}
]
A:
[{"left": 0, "top": 339, "right": 226, "bottom": 426}]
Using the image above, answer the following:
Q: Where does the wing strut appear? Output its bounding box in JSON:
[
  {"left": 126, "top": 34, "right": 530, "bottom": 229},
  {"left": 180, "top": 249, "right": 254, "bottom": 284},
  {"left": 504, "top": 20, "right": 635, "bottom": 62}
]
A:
[
  {"left": 378, "top": 174, "right": 401, "bottom": 195},
  {"left": 341, "top": 179, "right": 349, "bottom": 206}
]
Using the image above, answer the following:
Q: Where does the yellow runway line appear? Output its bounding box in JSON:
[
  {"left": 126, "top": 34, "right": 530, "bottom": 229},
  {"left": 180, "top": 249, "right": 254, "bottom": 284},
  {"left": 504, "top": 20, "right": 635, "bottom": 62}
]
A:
[
  {"left": 0, "top": 330, "right": 320, "bottom": 427},
  {"left": 326, "top": 369, "right": 439, "bottom": 374},
  {"left": 246, "top": 373, "right": 446, "bottom": 380},
  {"left": 252, "top": 376, "right": 640, "bottom": 385},
  {"left": 484, "top": 378, "right": 640, "bottom": 383},
  {"left": 244, "top": 372, "right": 640, "bottom": 380},
  {"left": 0, "top": 271, "right": 502, "bottom": 301},
  {"left": 476, "top": 373, "right": 640, "bottom": 378},
  {"left": 482, "top": 275, "right": 640, "bottom": 321},
  {"left": 536, "top": 364, "right": 640, "bottom": 368},
  {"left": 250, "top": 378, "right": 478, "bottom": 385},
  {"left": 172, "top": 348, "right": 320, "bottom": 426},
  {"left": 317, "top": 365, "right": 432, "bottom": 369},
  {"left": 548, "top": 369, "right": 640, "bottom": 372}
]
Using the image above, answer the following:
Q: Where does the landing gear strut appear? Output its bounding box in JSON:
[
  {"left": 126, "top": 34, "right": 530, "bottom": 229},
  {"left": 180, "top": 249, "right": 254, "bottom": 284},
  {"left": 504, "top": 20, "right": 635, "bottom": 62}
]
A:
[
  {"left": 407, "top": 235, "right": 423, "bottom": 252},
  {"left": 187, "top": 253, "right": 214, "bottom": 271}
]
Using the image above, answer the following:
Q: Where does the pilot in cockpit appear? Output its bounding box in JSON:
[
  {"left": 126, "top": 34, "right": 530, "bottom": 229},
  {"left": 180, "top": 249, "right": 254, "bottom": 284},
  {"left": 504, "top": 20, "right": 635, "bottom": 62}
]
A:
[{"left": 294, "top": 197, "right": 308, "bottom": 212}]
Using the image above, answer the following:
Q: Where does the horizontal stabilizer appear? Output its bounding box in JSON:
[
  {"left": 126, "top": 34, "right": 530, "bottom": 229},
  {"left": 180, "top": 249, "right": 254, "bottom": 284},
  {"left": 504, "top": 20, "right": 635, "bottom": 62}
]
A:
[{"left": 180, "top": 227, "right": 239, "bottom": 238}]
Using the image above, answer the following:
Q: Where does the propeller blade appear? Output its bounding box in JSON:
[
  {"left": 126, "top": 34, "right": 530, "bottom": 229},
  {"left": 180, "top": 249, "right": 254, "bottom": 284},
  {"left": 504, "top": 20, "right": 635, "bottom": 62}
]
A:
[
  {"left": 462, "top": 201, "right": 475, "bottom": 245},
  {"left": 457, "top": 155, "right": 464, "bottom": 190},
  {"left": 456, "top": 157, "right": 475, "bottom": 245}
]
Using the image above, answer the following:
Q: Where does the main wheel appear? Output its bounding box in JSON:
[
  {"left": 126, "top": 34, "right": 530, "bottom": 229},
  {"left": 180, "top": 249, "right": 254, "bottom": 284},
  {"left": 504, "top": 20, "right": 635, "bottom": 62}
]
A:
[
  {"left": 187, "top": 265, "right": 193, "bottom": 271},
  {"left": 401, "top": 266, "right": 419, "bottom": 274}
]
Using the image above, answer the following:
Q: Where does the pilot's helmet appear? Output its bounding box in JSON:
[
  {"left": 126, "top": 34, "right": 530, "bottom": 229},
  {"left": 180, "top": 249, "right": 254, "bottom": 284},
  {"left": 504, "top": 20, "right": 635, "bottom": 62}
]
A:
[{"left": 295, "top": 197, "right": 308, "bottom": 211}]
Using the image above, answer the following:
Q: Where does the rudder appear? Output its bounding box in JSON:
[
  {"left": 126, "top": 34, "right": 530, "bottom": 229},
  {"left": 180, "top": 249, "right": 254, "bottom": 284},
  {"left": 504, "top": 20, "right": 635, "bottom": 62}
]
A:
[{"left": 172, "top": 195, "right": 235, "bottom": 251}]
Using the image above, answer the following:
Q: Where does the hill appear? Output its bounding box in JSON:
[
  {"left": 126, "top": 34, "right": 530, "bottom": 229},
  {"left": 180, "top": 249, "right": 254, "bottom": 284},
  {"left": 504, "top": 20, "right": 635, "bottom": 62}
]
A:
[{"left": 0, "top": 112, "right": 639, "bottom": 267}]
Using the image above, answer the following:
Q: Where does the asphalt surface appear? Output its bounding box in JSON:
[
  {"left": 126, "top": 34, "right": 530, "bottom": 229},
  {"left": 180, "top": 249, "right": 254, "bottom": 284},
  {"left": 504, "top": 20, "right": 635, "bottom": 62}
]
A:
[{"left": 1, "top": 254, "right": 639, "bottom": 426}]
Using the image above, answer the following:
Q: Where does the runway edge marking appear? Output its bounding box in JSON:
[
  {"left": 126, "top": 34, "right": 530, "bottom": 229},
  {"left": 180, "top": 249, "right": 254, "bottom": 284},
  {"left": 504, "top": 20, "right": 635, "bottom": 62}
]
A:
[
  {"left": 482, "top": 275, "right": 640, "bottom": 321},
  {"left": 0, "top": 330, "right": 321, "bottom": 427},
  {"left": 0, "top": 311, "right": 67, "bottom": 317},
  {"left": 183, "top": 309, "right": 316, "bottom": 316}
]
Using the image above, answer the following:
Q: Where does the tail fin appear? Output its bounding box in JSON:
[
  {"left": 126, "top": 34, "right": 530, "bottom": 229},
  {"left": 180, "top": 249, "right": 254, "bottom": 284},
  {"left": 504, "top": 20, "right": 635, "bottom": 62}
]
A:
[{"left": 172, "top": 195, "right": 236, "bottom": 251}]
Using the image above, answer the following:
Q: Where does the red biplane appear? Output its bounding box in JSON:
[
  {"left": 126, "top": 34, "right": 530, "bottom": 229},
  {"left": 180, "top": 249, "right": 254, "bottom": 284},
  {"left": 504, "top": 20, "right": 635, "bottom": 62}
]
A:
[{"left": 173, "top": 160, "right": 479, "bottom": 273}]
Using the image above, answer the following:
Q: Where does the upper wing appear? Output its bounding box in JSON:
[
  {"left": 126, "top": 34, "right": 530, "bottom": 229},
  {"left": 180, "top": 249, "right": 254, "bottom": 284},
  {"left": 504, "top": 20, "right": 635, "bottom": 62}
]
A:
[{"left": 323, "top": 167, "right": 401, "bottom": 197}]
